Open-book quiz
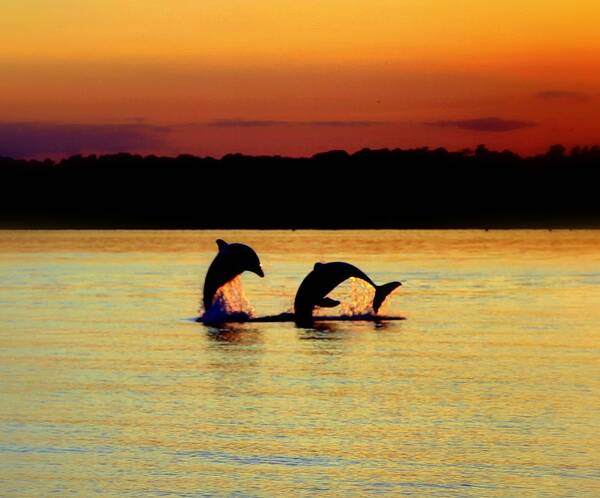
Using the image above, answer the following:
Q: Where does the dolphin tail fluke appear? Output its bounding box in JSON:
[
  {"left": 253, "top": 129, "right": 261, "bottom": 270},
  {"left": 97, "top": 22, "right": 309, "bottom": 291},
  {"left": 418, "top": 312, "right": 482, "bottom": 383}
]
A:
[{"left": 373, "top": 281, "right": 401, "bottom": 313}]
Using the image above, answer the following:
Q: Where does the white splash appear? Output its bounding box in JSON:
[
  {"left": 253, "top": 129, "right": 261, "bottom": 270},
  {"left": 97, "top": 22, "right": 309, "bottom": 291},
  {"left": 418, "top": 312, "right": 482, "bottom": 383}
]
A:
[
  {"left": 201, "top": 276, "right": 256, "bottom": 323},
  {"left": 314, "top": 277, "right": 382, "bottom": 317}
]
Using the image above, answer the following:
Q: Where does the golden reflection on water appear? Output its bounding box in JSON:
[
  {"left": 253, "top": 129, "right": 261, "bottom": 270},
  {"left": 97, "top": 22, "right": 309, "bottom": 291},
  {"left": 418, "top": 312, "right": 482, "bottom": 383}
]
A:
[{"left": 0, "top": 230, "right": 599, "bottom": 496}]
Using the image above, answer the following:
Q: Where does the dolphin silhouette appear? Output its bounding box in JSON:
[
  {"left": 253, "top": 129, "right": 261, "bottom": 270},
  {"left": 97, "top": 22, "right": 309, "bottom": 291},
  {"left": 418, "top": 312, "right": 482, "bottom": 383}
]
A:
[
  {"left": 293, "top": 262, "right": 401, "bottom": 325},
  {"left": 203, "top": 239, "right": 264, "bottom": 312}
]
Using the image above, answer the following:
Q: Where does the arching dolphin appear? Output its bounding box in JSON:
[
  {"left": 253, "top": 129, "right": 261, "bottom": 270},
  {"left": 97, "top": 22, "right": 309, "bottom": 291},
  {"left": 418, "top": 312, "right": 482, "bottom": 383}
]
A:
[
  {"left": 203, "top": 239, "right": 264, "bottom": 312},
  {"left": 293, "top": 262, "right": 401, "bottom": 325}
]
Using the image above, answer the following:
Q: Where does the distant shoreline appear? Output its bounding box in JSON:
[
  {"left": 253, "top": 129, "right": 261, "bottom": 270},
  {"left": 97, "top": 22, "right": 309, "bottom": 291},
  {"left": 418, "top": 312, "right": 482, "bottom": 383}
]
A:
[{"left": 2, "top": 145, "right": 599, "bottom": 229}]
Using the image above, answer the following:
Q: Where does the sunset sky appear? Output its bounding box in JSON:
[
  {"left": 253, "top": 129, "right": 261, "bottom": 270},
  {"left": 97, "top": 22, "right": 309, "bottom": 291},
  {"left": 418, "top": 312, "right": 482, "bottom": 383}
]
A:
[{"left": 2, "top": 0, "right": 600, "bottom": 158}]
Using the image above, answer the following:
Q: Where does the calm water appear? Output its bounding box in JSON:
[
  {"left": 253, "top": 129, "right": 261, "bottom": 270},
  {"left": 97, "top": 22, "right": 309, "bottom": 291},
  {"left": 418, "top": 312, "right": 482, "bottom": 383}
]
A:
[{"left": 1, "top": 230, "right": 599, "bottom": 497}]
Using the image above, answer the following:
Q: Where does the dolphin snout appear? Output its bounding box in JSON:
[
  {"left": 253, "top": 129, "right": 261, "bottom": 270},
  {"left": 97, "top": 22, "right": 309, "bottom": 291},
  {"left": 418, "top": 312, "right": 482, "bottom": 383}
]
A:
[{"left": 254, "top": 265, "right": 265, "bottom": 278}]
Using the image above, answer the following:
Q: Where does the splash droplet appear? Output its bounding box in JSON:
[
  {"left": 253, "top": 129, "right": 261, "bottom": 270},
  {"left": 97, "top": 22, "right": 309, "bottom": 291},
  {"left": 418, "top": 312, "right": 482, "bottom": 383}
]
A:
[
  {"left": 313, "top": 277, "right": 376, "bottom": 318},
  {"left": 201, "top": 276, "right": 256, "bottom": 322}
]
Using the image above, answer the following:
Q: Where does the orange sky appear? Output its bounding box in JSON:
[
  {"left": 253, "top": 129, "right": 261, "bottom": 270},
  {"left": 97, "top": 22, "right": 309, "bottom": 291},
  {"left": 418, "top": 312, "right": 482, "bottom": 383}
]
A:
[{"left": 2, "top": 1, "right": 600, "bottom": 157}]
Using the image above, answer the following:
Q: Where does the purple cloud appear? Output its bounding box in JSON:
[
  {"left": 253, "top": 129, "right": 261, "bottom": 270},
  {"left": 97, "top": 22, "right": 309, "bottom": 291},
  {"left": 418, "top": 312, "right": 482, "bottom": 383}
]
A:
[
  {"left": 207, "top": 119, "right": 382, "bottom": 128},
  {"left": 534, "top": 90, "right": 592, "bottom": 102},
  {"left": 208, "top": 119, "right": 289, "bottom": 127},
  {"left": 302, "top": 120, "right": 382, "bottom": 127},
  {"left": 425, "top": 117, "right": 537, "bottom": 132},
  {"left": 0, "top": 122, "right": 169, "bottom": 158}
]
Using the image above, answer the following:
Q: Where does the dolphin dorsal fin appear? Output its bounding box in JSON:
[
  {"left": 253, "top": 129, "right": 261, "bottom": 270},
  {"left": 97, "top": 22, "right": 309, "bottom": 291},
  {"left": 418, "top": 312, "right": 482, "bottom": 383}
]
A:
[
  {"left": 313, "top": 262, "right": 324, "bottom": 271},
  {"left": 216, "top": 239, "right": 228, "bottom": 251}
]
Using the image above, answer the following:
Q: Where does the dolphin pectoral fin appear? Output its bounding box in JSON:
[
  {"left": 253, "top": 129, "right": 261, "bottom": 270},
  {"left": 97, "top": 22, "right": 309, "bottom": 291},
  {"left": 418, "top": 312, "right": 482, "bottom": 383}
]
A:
[
  {"left": 317, "top": 297, "right": 340, "bottom": 308},
  {"left": 216, "top": 239, "right": 228, "bottom": 251}
]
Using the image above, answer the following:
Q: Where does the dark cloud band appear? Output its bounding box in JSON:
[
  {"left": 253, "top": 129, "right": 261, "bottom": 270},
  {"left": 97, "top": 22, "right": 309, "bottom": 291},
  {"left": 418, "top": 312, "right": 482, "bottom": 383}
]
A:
[
  {"left": 207, "top": 119, "right": 382, "bottom": 128},
  {"left": 425, "top": 117, "right": 537, "bottom": 132},
  {"left": 534, "top": 90, "right": 591, "bottom": 101},
  {"left": 0, "top": 122, "right": 168, "bottom": 158}
]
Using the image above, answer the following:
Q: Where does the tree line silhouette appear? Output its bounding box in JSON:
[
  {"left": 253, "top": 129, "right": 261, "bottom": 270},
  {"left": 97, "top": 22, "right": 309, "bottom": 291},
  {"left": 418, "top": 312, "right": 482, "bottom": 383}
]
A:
[{"left": 1, "top": 145, "right": 599, "bottom": 228}]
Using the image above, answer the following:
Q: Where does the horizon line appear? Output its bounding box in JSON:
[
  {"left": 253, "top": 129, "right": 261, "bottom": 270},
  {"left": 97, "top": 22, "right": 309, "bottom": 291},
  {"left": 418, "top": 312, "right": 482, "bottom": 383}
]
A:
[{"left": 2, "top": 143, "right": 596, "bottom": 163}]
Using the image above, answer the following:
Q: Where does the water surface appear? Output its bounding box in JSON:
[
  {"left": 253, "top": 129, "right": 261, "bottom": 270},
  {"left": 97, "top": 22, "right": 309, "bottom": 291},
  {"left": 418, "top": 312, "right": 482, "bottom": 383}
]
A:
[{"left": 1, "top": 230, "right": 599, "bottom": 496}]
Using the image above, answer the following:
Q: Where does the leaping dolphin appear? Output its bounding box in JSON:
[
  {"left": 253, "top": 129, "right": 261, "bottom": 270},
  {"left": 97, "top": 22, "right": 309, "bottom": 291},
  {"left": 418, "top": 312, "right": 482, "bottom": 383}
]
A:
[
  {"left": 293, "top": 262, "right": 401, "bottom": 325},
  {"left": 203, "top": 239, "right": 264, "bottom": 312}
]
